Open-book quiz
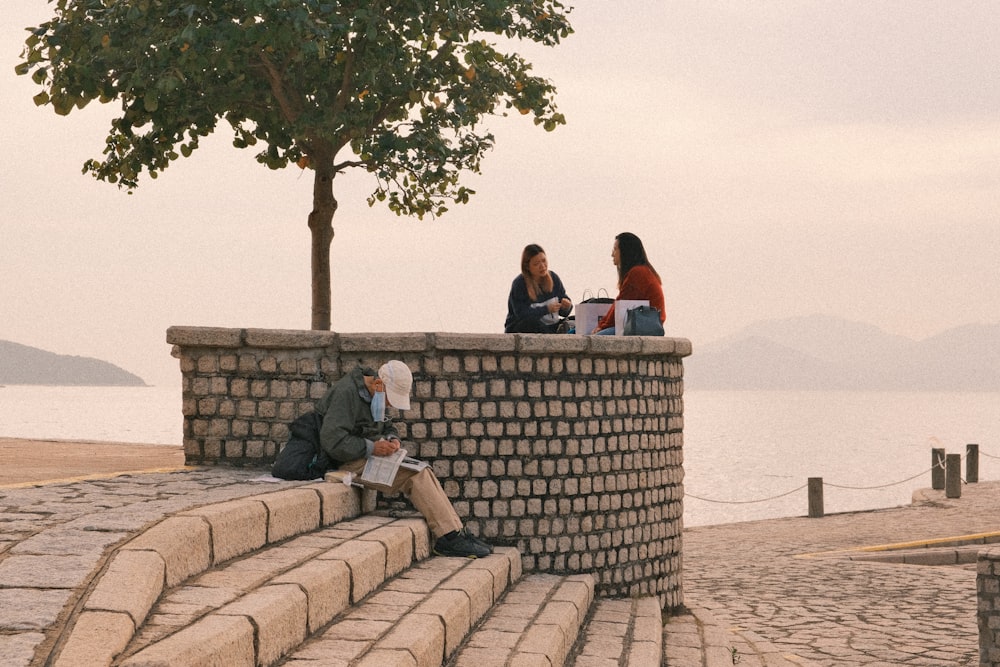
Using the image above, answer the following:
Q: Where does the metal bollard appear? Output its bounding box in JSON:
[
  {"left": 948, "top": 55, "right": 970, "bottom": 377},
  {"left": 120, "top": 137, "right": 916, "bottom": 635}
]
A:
[
  {"left": 967, "top": 443, "right": 979, "bottom": 484},
  {"left": 808, "top": 477, "right": 824, "bottom": 518},
  {"left": 946, "top": 453, "right": 962, "bottom": 498},
  {"left": 931, "top": 448, "right": 945, "bottom": 490}
]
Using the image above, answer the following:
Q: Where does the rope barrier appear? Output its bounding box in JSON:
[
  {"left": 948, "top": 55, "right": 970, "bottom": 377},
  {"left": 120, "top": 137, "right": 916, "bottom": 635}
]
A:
[
  {"left": 686, "top": 484, "right": 807, "bottom": 505},
  {"left": 824, "top": 466, "right": 935, "bottom": 491},
  {"left": 685, "top": 446, "right": 994, "bottom": 506}
]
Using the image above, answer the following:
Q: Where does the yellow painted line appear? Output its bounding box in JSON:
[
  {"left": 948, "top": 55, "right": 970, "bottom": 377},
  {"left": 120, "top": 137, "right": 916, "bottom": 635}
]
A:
[
  {"left": 795, "top": 530, "right": 1000, "bottom": 559},
  {"left": 0, "top": 466, "right": 195, "bottom": 489}
]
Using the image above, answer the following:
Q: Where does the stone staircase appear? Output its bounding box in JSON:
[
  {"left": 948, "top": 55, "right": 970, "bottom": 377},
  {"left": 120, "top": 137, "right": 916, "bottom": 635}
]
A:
[{"left": 46, "top": 482, "right": 668, "bottom": 667}]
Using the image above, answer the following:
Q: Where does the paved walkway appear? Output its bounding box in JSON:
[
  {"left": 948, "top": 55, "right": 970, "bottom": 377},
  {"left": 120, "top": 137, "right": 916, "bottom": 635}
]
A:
[
  {"left": 683, "top": 482, "right": 999, "bottom": 666},
  {"left": 0, "top": 439, "right": 996, "bottom": 666},
  {"left": 0, "top": 438, "right": 183, "bottom": 486}
]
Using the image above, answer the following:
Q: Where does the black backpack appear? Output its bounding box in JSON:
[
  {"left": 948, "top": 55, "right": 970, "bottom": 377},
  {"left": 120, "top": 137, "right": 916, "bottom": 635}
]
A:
[{"left": 271, "top": 411, "right": 329, "bottom": 480}]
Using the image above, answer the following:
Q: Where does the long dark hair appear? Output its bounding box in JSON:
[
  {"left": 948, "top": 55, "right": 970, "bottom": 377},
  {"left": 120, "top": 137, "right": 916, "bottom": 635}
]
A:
[
  {"left": 520, "top": 244, "right": 553, "bottom": 301},
  {"left": 616, "top": 232, "right": 660, "bottom": 288}
]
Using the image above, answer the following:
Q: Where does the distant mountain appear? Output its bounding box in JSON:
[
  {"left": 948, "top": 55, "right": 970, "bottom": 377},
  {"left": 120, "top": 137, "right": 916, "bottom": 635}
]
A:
[
  {"left": 0, "top": 340, "right": 146, "bottom": 386},
  {"left": 685, "top": 315, "right": 1000, "bottom": 391}
]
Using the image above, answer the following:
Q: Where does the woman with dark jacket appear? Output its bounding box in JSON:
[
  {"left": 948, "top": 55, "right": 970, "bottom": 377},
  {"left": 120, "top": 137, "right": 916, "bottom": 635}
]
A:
[
  {"left": 592, "top": 232, "right": 665, "bottom": 334},
  {"left": 504, "top": 244, "right": 573, "bottom": 333}
]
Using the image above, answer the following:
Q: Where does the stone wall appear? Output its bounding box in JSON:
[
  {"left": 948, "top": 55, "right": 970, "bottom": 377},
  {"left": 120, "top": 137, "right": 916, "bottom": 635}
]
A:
[
  {"left": 980, "top": 548, "right": 1000, "bottom": 666},
  {"left": 166, "top": 326, "right": 691, "bottom": 609}
]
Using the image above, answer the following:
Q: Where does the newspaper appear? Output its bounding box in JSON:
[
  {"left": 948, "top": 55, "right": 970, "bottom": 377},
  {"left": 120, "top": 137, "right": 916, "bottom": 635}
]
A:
[{"left": 360, "top": 448, "right": 428, "bottom": 485}]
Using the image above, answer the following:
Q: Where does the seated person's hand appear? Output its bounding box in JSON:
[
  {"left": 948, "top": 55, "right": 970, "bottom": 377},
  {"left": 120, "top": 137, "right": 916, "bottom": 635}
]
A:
[{"left": 373, "top": 439, "right": 400, "bottom": 457}]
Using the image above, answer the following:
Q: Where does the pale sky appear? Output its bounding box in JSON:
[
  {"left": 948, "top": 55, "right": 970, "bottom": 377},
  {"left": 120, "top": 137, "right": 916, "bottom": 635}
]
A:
[{"left": 3, "top": 2, "right": 999, "bottom": 387}]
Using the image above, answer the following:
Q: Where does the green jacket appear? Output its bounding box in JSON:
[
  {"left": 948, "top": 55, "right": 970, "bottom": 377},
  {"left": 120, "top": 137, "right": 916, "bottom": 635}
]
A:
[{"left": 315, "top": 366, "right": 399, "bottom": 464}]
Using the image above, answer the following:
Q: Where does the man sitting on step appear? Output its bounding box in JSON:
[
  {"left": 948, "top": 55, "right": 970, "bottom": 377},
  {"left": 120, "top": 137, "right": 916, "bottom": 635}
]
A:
[{"left": 278, "top": 360, "right": 492, "bottom": 559}]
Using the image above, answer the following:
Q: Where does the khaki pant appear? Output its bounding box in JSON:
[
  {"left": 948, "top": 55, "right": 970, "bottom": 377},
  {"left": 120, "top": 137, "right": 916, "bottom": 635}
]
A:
[{"left": 339, "top": 459, "right": 462, "bottom": 538}]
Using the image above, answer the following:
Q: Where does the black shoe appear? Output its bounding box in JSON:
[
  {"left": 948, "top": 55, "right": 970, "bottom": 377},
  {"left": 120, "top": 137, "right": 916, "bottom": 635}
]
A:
[
  {"left": 469, "top": 532, "right": 494, "bottom": 554},
  {"left": 433, "top": 528, "right": 492, "bottom": 559}
]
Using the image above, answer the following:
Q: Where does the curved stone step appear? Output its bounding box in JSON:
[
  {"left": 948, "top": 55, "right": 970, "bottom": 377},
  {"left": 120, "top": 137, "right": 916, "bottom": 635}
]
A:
[
  {"left": 117, "top": 516, "right": 437, "bottom": 666},
  {"left": 46, "top": 479, "right": 677, "bottom": 667},
  {"left": 50, "top": 481, "right": 371, "bottom": 666},
  {"left": 282, "top": 547, "right": 521, "bottom": 667},
  {"left": 569, "top": 596, "right": 663, "bottom": 665},
  {"left": 449, "top": 572, "right": 596, "bottom": 667}
]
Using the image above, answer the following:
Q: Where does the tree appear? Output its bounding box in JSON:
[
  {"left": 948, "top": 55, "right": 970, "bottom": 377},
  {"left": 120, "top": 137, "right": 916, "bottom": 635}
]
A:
[{"left": 17, "top": 0, "right": 572, "bottom": 329}]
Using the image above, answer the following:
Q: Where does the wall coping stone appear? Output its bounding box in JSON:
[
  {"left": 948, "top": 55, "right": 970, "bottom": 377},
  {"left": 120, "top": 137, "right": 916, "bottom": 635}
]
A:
[
  {"left": 167, "top": 326, "right": 693, "bottom": 358},
  {"left": 243, "top": 329, "right": 339, "bottom": 348}
]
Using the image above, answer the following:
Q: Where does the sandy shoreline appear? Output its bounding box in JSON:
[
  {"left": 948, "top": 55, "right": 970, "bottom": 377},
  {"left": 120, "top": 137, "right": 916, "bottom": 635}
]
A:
[{"left": 0, "top": 437, "right": 186, "bottom": 486}]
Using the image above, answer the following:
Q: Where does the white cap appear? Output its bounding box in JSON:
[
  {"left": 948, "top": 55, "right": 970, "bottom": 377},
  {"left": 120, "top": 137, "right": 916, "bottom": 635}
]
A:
[{"left": 378, "top": 360, "right": 412, "bottom": 410}]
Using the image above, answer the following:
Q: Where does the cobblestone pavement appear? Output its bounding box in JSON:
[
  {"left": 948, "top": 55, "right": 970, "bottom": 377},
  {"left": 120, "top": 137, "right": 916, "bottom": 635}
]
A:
[
  {"left": 0, "top": 466, "right": 309, "bottom": 665},
  {"left": 682, "top": 482, "right": 1000, "bottom": 666},
  {"left": 1, "top": 452, "right": 997, "bottom": 666}
]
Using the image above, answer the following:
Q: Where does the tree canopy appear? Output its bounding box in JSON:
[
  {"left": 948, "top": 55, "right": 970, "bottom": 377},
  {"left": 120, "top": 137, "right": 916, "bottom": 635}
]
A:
[{"left": 18, "top": 0, "right": 572, "bottom": 328}]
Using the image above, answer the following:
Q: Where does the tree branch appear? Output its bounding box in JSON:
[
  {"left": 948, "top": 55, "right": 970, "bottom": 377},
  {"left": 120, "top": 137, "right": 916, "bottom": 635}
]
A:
[
  {"left": 258, "top": 50, "right": 302, "bottom": 123},
  {"left": 332, "top": 158, "right": 367, "bottom": 172}
]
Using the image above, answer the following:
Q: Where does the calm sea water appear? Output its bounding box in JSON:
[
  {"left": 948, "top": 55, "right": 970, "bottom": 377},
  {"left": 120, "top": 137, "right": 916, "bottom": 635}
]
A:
[
  {"left": 1, "top": 385, "right": 997, "bottom": 527},
  {"left": 0, "top": 385, "right": 183, "bottom": 445},
  {"left": 684, "top": 390, "right": 1000, "bottom": 526}
]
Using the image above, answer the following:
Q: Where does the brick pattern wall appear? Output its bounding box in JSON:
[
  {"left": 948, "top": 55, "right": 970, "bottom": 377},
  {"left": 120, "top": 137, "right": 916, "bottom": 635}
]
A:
[
  {"left": 980, "top": 548, "right": 1000, "bottom": 665},
  {"left": 166, "top": 327, "right": 691, "bottom": 609}
]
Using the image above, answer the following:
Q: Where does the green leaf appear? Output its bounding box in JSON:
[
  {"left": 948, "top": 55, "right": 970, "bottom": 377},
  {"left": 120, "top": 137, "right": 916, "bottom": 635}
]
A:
[
  {"left": 53, "top": 97, "right": 73, "bottom": 115},
  {"left": 15, "top": 0, "right": 572, "bottom": 210}
]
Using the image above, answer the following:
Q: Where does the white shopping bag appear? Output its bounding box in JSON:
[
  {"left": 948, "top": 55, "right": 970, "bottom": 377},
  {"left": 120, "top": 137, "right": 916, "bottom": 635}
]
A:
[
  {"left": 613, "top": 300, "right": 649, "bottom": 336},
  {"left": 574, "top": 301, "right": 612, "bottom": 335}
]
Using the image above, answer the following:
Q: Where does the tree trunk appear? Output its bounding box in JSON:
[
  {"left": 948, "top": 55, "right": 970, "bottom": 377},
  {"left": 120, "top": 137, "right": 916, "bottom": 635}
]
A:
[{"left": 308, "top": 144, "right": 337, "bottom": 330}]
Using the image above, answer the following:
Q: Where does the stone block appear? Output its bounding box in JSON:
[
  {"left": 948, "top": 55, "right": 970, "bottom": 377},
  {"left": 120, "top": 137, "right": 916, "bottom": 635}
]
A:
[
  {"left": 359, "top": 525, "right": 415, "bottom": 578},
  {"left": 586, "top": 335, "right": 643, "bottom": 355},
  {"left": 196, "top": 356, "right": 218, "bottom": 374},
  {"left": 272, "top": 559, "right": 350, "bottom": 633},
  {"left": 217, "top": 584, "right": 307, "bottom": 666},
  {"left": 362, "top": 488, "right": 379, "bottom": 513},
  {"left": 338, "top": 333, "right": 430, "bottom": 352},
  {"left": 306, "top": 480, "right": 362, "bottom": 526},
  {"left": 179, "top": 499, "right": 268, "bottom": 565},
  {"left": 253, "top": 489, "right": 321, "bottom": 543},
  {"left": 379, "top": 613, "right": 445, "bottom": 666},
  {"left": 395, "top": 518, "right": 432, "bottom": 561},
  {"left": 122, "top": 517, "right": 211, "bottom": 588},
  {"left": 166, "top": 326, "right": 244, "bottom": 347},
  {"left": 632, "top": 597, "right": 663, "bottom": 642},
  {"left": 318, "top": 540, "right": 387, "bottom": 603},
  {"left": 119, "top": 614, "right": 255, "bottom": 667},
  {"left": 354, "top": 649, "right": 418, "bottom": 667},
  {"left": 517, "top": 621, "right": 569, "bottom": 665},
  {"left": 53, "top": 611, "right": 134, "bottom": 667},
  {"left": 439, "top": 568, "right": 494, "bottom": 622},
  {"left": 243, "top": 327, "right": 338, "bottom": 349},
  {"left": 434, "top": 333, "right": 516, "bottom": 352},
  {"left": 414, "top": 589, "right": 471, "bottom": 656},
  {"left": 84, "top": 550, "right": 165, "bottom": 626},
  {"left": 516, "top": 335, "right": 588, "bottom": 354}
]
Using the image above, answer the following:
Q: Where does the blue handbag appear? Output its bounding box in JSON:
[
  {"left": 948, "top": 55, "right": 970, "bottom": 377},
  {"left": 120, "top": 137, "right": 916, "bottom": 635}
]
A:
[{"left": 623, "top": 306, "right": 664, "bottom": 336}]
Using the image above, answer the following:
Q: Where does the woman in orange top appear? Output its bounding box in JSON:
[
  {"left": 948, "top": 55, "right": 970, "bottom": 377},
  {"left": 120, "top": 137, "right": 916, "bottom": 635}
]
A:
[{"left": 592, "top": 232, "right": 665, "bottom": 334}]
